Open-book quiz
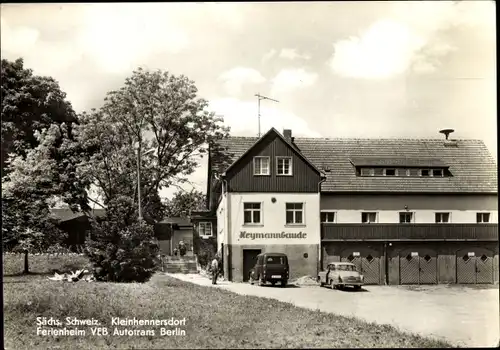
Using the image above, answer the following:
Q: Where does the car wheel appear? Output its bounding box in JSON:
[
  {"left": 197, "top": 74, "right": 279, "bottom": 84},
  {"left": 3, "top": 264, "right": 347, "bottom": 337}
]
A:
[
  {"left": 271, "top": 281, "right": 276, "bottom": 286},
  {"left": 281, "top": 279, "right": 287, "bottom": 287},
  {"left": 354, "top": 285, "right": 362, "bottom": 290}
]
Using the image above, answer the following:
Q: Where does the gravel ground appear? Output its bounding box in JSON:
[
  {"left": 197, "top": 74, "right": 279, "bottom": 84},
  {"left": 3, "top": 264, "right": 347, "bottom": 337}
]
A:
[{"left": 167, "top": 273, "right": 500, "bottom": 348}]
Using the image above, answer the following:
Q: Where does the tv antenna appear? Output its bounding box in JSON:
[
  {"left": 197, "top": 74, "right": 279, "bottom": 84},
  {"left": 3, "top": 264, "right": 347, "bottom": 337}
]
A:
[{"left": 255, "top": 93, "right": 279, "bottom": 137}]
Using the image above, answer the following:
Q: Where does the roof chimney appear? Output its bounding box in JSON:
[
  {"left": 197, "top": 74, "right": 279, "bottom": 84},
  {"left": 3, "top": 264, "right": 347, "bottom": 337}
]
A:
[
  {"left": 439, "top": 129, "right": 455, "bottom": 140},
  {"left": 283, "top": 129, "right": 292, "bottom": 142}
]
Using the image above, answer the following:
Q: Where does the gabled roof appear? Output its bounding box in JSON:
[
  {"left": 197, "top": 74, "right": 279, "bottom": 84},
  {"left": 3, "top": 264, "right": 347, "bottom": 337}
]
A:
[
  {"left": 157, "top": 217, "right": 192, "bottom": 226},
  {"left": 212, "top": 134, "right": 497, "bottom": 193},
  {"left": 220, "top": 127, "right": 323, "bottom": 177}
]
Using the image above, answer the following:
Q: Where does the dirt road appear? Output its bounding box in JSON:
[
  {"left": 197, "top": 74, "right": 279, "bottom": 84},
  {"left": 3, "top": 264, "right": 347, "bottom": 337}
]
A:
[{"left": 166, "top": 273, "right": 499, "bottom": 348}]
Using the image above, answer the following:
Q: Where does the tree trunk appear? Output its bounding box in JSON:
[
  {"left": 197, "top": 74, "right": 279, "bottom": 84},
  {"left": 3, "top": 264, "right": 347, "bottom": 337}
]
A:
[{"left": 24, "top": 250, "right": 29, "bottom": 274}]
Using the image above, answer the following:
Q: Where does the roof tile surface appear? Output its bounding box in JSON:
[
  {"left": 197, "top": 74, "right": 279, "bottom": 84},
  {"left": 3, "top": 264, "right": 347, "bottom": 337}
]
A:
[{"left": 213, "top": 135, "right": 497, "bottom": 193}]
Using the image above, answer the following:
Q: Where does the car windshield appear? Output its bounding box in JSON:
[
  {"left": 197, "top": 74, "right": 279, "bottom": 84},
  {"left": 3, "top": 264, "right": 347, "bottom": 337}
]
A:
[
  {"left": 336, "top": 264, "right": 357, "bottom": 271},
  {"left": 265, "top": 256, "right": 285, "bottom": 264}
]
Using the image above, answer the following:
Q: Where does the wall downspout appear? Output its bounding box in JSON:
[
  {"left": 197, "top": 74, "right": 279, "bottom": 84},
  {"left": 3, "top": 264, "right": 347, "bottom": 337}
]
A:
[
  {"left": 318, "top": 176, "right": 327, "bottom": 274},
  {"left": 384, "top": 242, "right": 389, "bottom": 285},
  {"left": 222, "top": 176, "right": 231, "bottom": 281}
]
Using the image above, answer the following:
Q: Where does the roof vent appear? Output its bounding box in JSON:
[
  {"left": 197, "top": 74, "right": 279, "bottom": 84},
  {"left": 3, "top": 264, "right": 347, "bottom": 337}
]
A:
[
  {"left": 439, "top": 129, "right": 454, "bottom": 140},
  {"left": 444, "top": 140, "right": 459, "bottom": 147}
]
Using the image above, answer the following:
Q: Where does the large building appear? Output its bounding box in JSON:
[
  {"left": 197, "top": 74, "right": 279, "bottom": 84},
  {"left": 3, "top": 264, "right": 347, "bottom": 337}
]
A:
[{"left": 192, "top": 127, "right": 498, "bottom": 285}]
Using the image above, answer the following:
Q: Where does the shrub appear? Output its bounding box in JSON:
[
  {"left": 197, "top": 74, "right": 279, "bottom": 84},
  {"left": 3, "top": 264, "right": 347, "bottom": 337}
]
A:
[
  {"left": 85, "top": 217, "right": 160, "bottom": 283},
  {"left": 193, "top": 234, "right": 216, "bottom": 269}
]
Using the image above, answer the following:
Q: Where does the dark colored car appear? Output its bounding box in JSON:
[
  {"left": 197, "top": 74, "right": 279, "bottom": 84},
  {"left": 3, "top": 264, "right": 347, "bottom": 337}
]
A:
[{"left": 249, "top": 253, "right": 289, "bottom": 287}]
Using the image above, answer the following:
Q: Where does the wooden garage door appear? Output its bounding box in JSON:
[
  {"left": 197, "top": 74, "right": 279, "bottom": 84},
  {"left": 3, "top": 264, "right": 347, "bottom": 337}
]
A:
[
  {"left": 457, "top": 248, "right": 494, "bottom": 284},
  {"left": 340, "top": 247, "right": 381, "bottom": 285},
  {"left": 399, "top": 248, "right": 438, "bottom": 285}
]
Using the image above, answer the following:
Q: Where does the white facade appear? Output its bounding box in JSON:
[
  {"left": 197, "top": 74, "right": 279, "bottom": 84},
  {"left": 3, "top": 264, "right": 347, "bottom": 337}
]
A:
[
  {"left": 219, "top": 192, "right": 321, "bottom": 246},
  {"left": 321, "top": 210, "right": 499, "bottom": 224}
]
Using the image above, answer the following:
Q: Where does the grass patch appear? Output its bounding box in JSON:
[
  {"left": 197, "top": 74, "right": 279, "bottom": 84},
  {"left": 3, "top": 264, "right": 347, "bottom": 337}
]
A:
[
  {"left": 4, "top": 266, "right": 453, "bottom": 349},
  {"left": 3, "top": 254, "right": 91, "bottom": 276}
]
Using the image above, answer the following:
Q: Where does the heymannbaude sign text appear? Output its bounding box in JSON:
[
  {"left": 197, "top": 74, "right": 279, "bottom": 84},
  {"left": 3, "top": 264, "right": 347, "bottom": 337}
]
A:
[{"left": 239, "top": 231, "right": 307, "bottom": 240}]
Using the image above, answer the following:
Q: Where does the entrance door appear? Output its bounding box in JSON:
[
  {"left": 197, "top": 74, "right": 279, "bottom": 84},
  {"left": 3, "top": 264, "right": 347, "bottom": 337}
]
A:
[
  {"left": 400, "top": 254, "right": 419, "bottom": 284},
  {"left": 399, "top": 249, "right": 438, "bottom": 285},
  {"left": 457, "top": 248, "right": 494, "bottom": 284},
  {"left": 476, "top": 254, "right": 493, "bottom": 284},
  {"left": 243, "top": 249, "right": 261, "bottom": 282}
]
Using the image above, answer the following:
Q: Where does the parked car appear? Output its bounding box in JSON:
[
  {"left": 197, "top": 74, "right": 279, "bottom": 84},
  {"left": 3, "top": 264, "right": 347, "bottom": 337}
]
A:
[
  {"left": 317, "top": 262, "right": 364, "bottom": 290},
  {"left": 249, "top": 253, "right": 289, "bottom": 287}
]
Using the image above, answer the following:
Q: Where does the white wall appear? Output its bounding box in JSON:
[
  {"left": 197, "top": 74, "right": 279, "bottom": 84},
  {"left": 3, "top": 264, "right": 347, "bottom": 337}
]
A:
[
  {"left": 326, "top": 210, "right": 499, "bottom": 223},
  {"left": 229, "top": 193, "right": 321, "bottom": 246}
]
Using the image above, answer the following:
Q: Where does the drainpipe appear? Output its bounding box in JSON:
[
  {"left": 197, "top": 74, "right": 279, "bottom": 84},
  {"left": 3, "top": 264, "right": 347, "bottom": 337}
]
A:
[
  {"left": 384, "top": 242, "right": 389, "bottom": 285},
  {"left": 221, "top": 175, "right": 230, "bottom": 280},
  {"left": 318, "top": 175, "right": 327, "bottom": 274}
]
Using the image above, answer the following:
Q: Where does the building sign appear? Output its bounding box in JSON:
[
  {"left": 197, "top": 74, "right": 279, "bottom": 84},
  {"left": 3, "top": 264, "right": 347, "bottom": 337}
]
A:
[
  {"left": 468, "top": 252, "right": 475, "bottom": 257},
  {"left": 239, "top": 231, "right": 307, "bottom": 240},
  {"left": 353, "top": 252, "right": 360, "bottom": 257},
  {"left": 411, "top": 252, "right": 419, "bottom": 257}
]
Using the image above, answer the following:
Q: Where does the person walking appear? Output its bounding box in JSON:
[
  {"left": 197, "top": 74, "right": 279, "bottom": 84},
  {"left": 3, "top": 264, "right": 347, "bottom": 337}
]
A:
[{"left": 211, "top": 256, "right": 219, "bottom": 285}]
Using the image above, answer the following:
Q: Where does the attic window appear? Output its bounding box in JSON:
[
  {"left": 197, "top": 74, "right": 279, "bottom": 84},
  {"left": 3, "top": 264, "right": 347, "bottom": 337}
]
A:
[
  {"left": 384, "top": 168, "right": 396, "bottom": 176},
  {"left": 253, "top": 156, "right": 270, "bottom": 176}
]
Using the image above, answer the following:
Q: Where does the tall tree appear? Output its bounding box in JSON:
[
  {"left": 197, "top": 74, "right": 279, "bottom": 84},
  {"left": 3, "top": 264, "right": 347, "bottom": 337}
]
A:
[
  {"left": 164, "top": 189, "right": 207, "bottom": 218},
  {"left": 75, "top": 67, "right": 230, "bottom": 222},
  {"left": 1, "top": 125, "right": 79, "bottom": 272},
  {"left": 1, "top": 58, "right": 77, "bottom": 174},
  {"left": 76, "top": 68, "right": 229, "bottom": 282}
]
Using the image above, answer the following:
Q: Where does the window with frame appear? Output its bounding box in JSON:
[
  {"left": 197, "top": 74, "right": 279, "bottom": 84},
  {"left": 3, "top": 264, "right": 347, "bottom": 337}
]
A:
[
  {"left": 199, "top": 222, "right": 213, "bottom": 236},
  {"left": 384, "top": 168, "right": 396, "bottom": 176},
  {"left": 321, "top": 211, "right": 335, "bottom": 223},
  {"left": 243, "top": 202, "right": 262, "bottom": 224},
  {"left": 435, "top": 212, "right": 450, "bottom": 223},
  {"left": 432, "top": 169, "right": 443, "bottom": 177},
  {"left": 277, "top": 157, "right": 292, "bottom": 175},
  {"left": 399, "top": 212, "right": 413, "bottom": 223},
  {"left": 253, "top": 156, "right": 270, "bottom": 175},
  {"left": 286, "top": 203, "right": 304, "bottom": 224},
  {"left": 360, "top": 168, "right": 374, "bottom": 176},
  {"left": 361, "top": 212, "right": 377, "bottom": 223},
  {"left": 477, "top": 212, "right": 490, "bottom": 223},
  {"left": 420, "top": 169, "right": 431, "bottom": 177}
]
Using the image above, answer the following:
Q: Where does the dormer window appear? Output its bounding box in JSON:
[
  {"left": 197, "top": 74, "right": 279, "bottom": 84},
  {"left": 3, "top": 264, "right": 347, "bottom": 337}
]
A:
[
  {"left": 432, "top": 169, "right": 443, "bottom": 177},
  {"left": 420, "top": 169, "right": 430, "bottom": 177},
  {"left": 384, "top": 168, "right": 396, "bottom": 176},
  {"left": 360, "top": 168, "right": 374, "bottom": 176},
  {"left": 253, "top": 156, "right": 270, "bottom": 175}
]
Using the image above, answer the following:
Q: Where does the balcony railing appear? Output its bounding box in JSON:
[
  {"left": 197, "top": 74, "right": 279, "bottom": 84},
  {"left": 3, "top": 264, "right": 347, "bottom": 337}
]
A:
[{"left": 321, "top": 223, "right": 498, "bottom": 241}]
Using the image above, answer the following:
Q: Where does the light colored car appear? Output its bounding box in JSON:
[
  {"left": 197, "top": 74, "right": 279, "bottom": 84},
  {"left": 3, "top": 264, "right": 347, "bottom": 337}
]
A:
[{"left": 317, "top": 262, "right": 364, "bottom": 290}]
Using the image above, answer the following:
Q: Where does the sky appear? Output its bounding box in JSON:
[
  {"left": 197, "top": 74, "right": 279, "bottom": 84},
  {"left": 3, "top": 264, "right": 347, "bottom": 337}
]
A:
[{"left": 1, "top": 1, "right": 496, "bottom": 200}]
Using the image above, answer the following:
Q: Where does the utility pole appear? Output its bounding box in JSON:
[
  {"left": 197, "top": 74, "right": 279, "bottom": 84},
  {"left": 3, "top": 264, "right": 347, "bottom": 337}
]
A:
[
  {"left": 255, "top": 93, "right": 279, "bottom": 137},
  {"left": 136, "top": 141, "right": 143, "bottom": 222}
]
